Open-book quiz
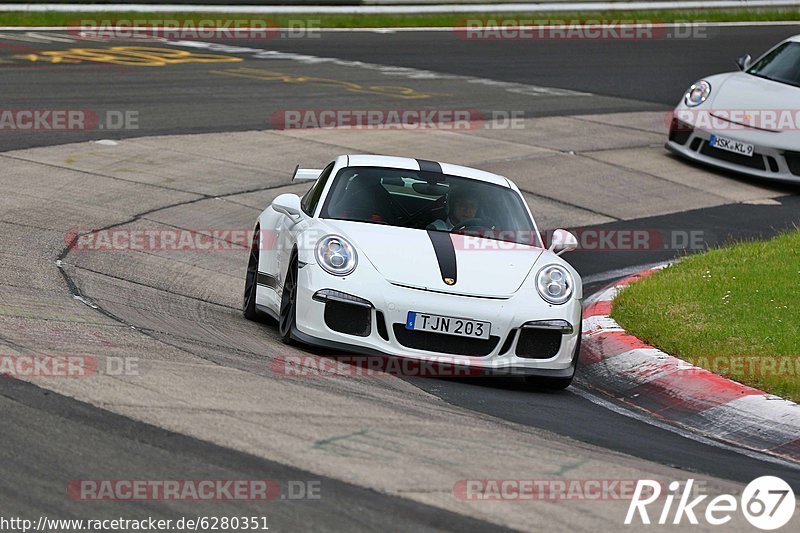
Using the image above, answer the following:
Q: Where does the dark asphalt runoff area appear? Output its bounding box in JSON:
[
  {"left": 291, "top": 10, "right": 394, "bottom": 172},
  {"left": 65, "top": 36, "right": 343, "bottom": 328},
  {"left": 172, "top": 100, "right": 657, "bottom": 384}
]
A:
[{"left": 2, "top": 24, "right": 800, "bottom": 528}]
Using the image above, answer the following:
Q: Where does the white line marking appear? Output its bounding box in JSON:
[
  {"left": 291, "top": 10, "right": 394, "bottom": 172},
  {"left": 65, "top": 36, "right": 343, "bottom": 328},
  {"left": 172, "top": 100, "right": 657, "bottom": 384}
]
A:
[
  {"left": 694, "top": 395, "right": 800, "bottom": 444},
  {"left": 571, "top": 386, "right": 800, "bottom": 470}
]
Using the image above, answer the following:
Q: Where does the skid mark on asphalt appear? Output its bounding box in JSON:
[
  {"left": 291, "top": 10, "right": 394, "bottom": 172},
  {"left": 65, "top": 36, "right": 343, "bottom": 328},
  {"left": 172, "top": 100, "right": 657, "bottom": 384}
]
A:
[
  {"left": 311, "top": 428, "right": 588, "bottom": 470},
  {"left": 313, "top": 429, "right": 369, "bottom": 449},
  {"left": 551, "top": 459, "right": 589, "bottom": 476},
  {"left": 311, "top": 430, "right": 467, "bottom": 464}
]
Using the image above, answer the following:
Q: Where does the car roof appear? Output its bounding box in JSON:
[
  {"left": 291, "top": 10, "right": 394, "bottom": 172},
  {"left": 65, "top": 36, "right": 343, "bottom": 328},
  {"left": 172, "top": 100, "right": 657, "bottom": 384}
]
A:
[
  {"left": 344, "top": 154, "right": 512, "bottom": 188},
  {"left": 787, "top": 34, "right": 800, "bottom": 42}
]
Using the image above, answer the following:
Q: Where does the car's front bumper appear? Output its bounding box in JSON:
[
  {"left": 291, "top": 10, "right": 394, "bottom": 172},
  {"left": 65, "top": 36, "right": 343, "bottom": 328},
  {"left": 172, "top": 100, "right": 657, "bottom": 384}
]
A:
[
  {"left": 666, "top": 115, "right": 800, "bottom": 182},
  {"left": 290, "top": 262, "right": 582, "bottom": 376}
]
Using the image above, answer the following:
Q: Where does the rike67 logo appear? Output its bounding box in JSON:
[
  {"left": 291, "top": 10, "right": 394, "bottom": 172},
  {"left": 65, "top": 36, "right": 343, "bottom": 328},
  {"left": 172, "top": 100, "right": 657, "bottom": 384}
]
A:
[{"left": 626, "top": 477, "right": 795, "bottom": 530}]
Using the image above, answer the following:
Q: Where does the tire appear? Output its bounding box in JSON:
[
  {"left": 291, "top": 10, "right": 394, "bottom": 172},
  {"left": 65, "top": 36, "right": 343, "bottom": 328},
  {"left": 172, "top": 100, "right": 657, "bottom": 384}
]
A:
[
  {"left": 278, "top": 252, "right": 298, "bottom": 344},
  {"left": 243, "top": 227, "right": 261, "bottom": 321},
  {"left": 524, "top": 328, "right": 581, "bottom": 391}
]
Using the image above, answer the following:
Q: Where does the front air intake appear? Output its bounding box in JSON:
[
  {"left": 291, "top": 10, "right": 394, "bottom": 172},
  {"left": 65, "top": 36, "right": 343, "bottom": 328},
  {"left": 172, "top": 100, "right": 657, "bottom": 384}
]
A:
[
  {"left": 392, "top": 324, "right": 499, "bottom": 356},
  {"left": 668, "top": 117, "right": 693, "bottom": 146},
  {"left": 515, "top": 329, "right": 563, "bottom": 359},
  {"left": 324, "top": 301, "right": 371, "bottom": 337}
]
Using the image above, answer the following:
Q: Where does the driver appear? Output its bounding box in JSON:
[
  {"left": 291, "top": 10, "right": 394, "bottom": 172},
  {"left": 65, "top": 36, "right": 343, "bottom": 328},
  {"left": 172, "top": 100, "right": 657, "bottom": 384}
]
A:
[{"left": 428, "top": 186, "right": 480, "bottom": 231}]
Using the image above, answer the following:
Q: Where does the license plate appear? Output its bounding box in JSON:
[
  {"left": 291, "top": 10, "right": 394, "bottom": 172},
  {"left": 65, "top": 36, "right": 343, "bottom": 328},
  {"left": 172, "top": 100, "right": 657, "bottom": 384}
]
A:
[
  {"left": 406, "top": 311, "right": 490, "bottom": 340},
  {"left": 710, "top": 134, "right": 754, "bottom": 157}
]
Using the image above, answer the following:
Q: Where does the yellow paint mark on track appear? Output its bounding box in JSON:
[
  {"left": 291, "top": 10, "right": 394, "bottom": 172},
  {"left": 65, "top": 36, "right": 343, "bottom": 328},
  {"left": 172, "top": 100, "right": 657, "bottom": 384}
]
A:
[
  {"left": 13, "top": 46, "right": 243, "bottom": 67},
  {"left": 212, "top": 67, "right": 448, "bottom": 99}
]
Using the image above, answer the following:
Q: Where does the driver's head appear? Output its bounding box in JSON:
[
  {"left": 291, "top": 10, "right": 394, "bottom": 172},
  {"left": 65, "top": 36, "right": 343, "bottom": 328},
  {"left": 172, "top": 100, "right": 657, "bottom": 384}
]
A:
[{"left": 447, "top": 187, "right": 479, "bottom": 225}]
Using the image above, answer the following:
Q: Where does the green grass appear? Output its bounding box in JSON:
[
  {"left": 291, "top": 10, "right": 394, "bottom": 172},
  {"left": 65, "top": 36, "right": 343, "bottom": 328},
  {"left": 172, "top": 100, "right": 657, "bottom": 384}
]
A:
[
  {"left": 611, "top": 230, "right": 800, "bottom": 402},
  {"left": 0, "top": 9, "right": 798, "bottom": 28}
]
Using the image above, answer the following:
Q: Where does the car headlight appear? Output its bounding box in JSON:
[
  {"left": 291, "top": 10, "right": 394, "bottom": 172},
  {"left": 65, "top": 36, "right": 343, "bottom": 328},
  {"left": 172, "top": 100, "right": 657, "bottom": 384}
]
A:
[
  {"left": 536, "top": 264, "right": 573, "bottom": 305},
  {"left": 315, "top": 235, "right": 357, "bottom": 276},
  {"left": 684, "top": 80, "right": 711, "bottom": 107}
]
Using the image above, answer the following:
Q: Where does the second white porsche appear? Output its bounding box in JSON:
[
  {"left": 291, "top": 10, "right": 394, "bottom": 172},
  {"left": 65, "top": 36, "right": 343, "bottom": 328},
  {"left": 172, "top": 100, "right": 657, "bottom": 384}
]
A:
[
  {"left": 243, "top": 155, "right": 583, "bottom": 388},
  {"left": 667, "top": 34, "right": 800, "bottom": 181}
]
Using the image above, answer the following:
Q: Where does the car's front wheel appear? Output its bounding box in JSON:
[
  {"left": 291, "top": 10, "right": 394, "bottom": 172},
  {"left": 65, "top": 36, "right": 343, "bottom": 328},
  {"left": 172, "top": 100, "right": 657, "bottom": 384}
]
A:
[{"left": 278, "top": 253, "right": 298, "bottom": 344}]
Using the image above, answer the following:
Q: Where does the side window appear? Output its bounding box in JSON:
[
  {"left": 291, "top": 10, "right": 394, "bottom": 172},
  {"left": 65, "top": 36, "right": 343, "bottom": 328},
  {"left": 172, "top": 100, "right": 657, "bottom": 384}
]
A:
[{"left": 300, "top": 162, "right": 335, "bottom": 216}]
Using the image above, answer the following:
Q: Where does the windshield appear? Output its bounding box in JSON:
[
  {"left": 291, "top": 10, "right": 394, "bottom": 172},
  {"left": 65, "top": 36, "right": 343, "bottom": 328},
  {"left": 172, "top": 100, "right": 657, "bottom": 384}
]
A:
[
  {"left": 318, "top": 166, "right": 541, "bottom": 246},
  {"left": 747, "top": 41, "right": 800, "bottom": 87}
]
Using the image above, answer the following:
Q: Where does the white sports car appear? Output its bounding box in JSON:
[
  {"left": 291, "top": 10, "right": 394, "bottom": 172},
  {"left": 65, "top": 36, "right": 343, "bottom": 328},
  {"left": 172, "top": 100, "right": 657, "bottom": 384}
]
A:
[
  {"left": 243, "top": 155, "right": 582, "bottom": 388},
  {"left": 666, "top": 34, "right": 800, "bottom": 181}
]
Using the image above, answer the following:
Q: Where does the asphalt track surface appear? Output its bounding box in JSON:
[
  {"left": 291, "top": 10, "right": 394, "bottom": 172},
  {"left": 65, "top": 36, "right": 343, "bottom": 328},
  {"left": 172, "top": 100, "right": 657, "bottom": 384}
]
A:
[
  {"left": 0, "top": 378, "right": 503, "bottom": 532},
  {"left": 1, "top": 24, "right": 799, "bottom": 151},
  {"left": 2, "top": 24, "right": 800, "bottom": 531}
]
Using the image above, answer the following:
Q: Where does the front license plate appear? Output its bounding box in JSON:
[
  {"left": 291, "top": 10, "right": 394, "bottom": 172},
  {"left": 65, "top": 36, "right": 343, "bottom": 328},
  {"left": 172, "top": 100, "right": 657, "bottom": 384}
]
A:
[
  {"left": 406, "top": 311, "right": 490, "bottom": 340},
  {"left": 710, "top": 134, "right": 754, "bottom": 157}
]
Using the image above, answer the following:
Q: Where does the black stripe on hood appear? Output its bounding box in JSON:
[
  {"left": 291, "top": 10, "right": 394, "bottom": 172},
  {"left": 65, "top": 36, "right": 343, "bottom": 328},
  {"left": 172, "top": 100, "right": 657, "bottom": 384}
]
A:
[{"left": 426, "top": 230, "right": 457, "bottom": 285}]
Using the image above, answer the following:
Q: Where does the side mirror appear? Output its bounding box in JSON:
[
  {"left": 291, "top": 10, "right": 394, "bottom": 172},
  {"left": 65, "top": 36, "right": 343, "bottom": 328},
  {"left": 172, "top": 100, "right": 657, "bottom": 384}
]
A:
[
  {"left": 271, "top": 193, "right": 303, "bottom": 221},
  {"left": 549, "top": 229, "right": 578, "bottom": 255},
  {"left": 736, "top": 54, "right": 751, "bottom": 71}
]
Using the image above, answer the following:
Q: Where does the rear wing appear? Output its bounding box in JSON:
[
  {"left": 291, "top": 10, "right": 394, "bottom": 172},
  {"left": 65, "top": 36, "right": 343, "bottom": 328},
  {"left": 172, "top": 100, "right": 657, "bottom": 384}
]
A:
[{"left": 292, "top": 165, "right": 322, "bottom": 181}]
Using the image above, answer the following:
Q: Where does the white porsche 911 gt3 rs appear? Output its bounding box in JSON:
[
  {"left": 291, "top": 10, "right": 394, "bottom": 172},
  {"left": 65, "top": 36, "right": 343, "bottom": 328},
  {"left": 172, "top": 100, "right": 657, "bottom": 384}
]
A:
[
  {"left": 243, "top": 155, "right": 582, "bottom": 388},
  {"left": 666, "top": 34, "right": 800, "bottom": 181}
]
